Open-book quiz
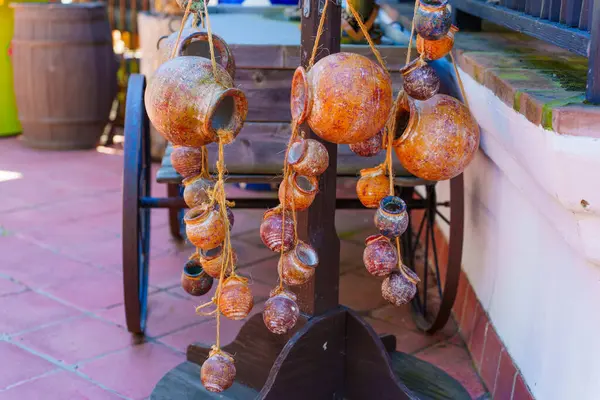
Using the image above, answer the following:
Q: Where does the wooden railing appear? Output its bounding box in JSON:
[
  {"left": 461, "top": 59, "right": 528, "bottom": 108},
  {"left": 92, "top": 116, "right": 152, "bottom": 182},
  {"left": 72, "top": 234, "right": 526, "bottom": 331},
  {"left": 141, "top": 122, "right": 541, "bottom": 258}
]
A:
[{"left": 451, "top": 0, "right": 600, "bottom": 103}]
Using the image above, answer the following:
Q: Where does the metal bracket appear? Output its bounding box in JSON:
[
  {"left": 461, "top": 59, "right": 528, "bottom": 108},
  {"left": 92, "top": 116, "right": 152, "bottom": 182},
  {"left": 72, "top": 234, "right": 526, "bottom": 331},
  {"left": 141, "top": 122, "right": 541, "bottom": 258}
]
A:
[{"left": 303, "top": 0, "right": 311, "bottom": 17}]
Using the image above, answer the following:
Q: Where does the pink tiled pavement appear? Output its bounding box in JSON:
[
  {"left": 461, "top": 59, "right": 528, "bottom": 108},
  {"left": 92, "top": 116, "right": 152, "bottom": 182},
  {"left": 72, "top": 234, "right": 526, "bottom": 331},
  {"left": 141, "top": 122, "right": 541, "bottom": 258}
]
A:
[{"left": 0, "top": 139, "right": 487, "bottom": 399}]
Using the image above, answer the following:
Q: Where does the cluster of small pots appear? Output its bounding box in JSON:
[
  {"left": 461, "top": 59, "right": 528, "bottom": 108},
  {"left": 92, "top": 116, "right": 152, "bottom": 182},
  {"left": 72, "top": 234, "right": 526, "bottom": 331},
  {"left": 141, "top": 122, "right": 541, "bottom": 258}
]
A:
[{"left": 362, "top": 196, "right": 420, "bottom": 305}]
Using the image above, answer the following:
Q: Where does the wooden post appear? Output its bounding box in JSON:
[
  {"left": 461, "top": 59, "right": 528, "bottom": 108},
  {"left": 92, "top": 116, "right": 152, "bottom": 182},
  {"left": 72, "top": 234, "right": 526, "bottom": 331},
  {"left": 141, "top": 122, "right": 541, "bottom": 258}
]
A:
[
  {"left": 295, "top": 0, "right": 342, "bottom": 317},
  {"left": 586, "top": 0, "right": 600, "bottom": 103}
]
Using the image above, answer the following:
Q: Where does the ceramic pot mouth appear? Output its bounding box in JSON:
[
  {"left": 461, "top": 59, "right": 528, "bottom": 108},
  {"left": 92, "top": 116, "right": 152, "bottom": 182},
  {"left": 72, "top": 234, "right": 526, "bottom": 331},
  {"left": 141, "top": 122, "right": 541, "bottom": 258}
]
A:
[
  {"left": 263, "top": 206, "right": 284, "bottom": 220},
  {"left": 292, "top": 173, "right": 318, "bottom": 194},
  {"left": 449, "top": 25, "right": 459, "bottom": 34},
  {"left": 359, "top": 164, "right": 386, "bottom": 178},
  {"left": 364, "top": 234, "right": 389, "bottom": 246},
  {"left": 419, "top": 0, "right": 448, "bottom": 9},
  {"left": 287, "top": 139, "right": 308, "bottom": 166},
  {"left": 379, "top": 196, "right": 407, "bottom": 214},
  {"left": 392, "top": 94, "right": 418, "bottom": 145},
  {"left": 400, "top": 57, "right": 427, "bottom": 76},
  {"left": 183, "top": 261, "right": 205, "bottom": 277},
  {"left": 295, "top": 241, "right": 319, "bottom": 267},
  {"left": 175, "top": 31, "right": 235, "bottom": 77},
  {"left": 200, "top": 245, "right": 223, "bottom": 260},
  {"left": 185, "top": 206, "right": 210, "bottom": 223},
  {"left": 290, "top": 67, "right": 310, "bottom": 124},
  {"left": 205, "top": 87, "right": 248, "bottom": 145}
]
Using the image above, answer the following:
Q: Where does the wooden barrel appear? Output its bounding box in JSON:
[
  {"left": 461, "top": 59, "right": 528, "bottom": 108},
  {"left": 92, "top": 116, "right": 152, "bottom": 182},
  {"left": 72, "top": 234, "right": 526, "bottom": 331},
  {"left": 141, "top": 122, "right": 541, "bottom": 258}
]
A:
[{"left": 11, "top": 3, "right": 117, "bottom": 150}]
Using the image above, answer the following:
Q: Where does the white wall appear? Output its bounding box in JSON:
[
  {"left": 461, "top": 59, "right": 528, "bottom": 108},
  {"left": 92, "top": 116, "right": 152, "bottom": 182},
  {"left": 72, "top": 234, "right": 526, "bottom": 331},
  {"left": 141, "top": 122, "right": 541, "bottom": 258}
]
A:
[{"left": 440, "top": 71, "right": 600, "bottom": 399}]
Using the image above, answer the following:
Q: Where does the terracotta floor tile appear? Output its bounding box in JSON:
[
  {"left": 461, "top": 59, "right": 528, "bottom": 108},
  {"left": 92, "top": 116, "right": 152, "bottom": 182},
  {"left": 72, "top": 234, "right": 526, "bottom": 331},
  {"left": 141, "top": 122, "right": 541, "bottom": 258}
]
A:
[
  {"left": 0, "top": 342, "right": 56, "bottom": 389},
  {"left": 15, "top": 317, "right": 133, "bottom": 365},
  {"left": 365, "top": 317, "right": 442, "bottom": 354},
  {"left": 0, "top": 291, "right": 80, "bottom": 335},
  {"left": 79, "top": 342, "right": 184, "bottom": 399},
  {"left": 148, "top": 250, "right": 191, "bottom": 289},
  {"left": 415, "top": 341, "right": 487, "bottom": 399},
  {"left": 41, "top": 268, "right": 124, "bottom": 311},
  {"left": 370, "top": 304, "right": 419, "bottom": 331},
  {"left": 0, "top": 369, "right": 122, "bottom": 400},
  {"left": 0, "top": 277, "right": 27, "bottom": 297},
  {"left": 494, "top": 350, "right": 517, "bottom": 400},
  {"left": 340, "top": 271, "right": 388, "bottom": 311},
  {"left": 240, "top": 256, "right": 279, "bottom": 287},
  {"left": 58, "top": 237, "right": 123, "bottom": 268}
]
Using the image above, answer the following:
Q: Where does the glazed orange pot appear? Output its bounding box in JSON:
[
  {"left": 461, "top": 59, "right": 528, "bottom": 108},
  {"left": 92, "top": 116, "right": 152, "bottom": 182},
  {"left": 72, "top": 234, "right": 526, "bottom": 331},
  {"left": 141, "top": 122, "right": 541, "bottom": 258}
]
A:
[
  {"left": 287, "top": 138, "right": 329, "bottom": 177},
  {"left": 263, "top": 288, "right": 299, "bottom": 335},
  {"left": 417, "top": 25, "right": 458, "bottom": 61},
  {"left": 260, "top": 207, "right": 295, "bottom": 252},
  {"left": 184, "top": 205, "right": 226, "bottom": 251},
  {"left": 219, "top": 276, "right": 253, "bottom": 320},
  {"left": 171, "top": 146, "right": 206, "bottom": 179},
  {"left": 290, "top": 53, "right": 392, "bottom": 144},
  {"left": 157, "top": 28, "right": 236, "bottom": 78},
  {"left": 278, "top": 173, "right": 318, "bottom": 211},
  {"left": 181, "top": 259, "right": 213, "bottom": 296},
  {"left": 201, "top": 350, "right": 236, "bottom": 393},
  {"left": 356, "top": 164, "right": 390, "bottom": 209},
  {"left": 278, "top": 241, "right": 319, "bottom": 286},
  {"left": 145, "top": 56, "right": 248, "bottom": 148},
  {"left": 392, "top": 94, "right": 479, "bottom": 181},
  {"left": 182, "top": 175, "right": 213, "bottom": 208},
  {"left": 349, "top": 130, "right": 384, "bottom": 157},
  {"left": 199, "top": 245, "right": 237, "bottom": 278}
]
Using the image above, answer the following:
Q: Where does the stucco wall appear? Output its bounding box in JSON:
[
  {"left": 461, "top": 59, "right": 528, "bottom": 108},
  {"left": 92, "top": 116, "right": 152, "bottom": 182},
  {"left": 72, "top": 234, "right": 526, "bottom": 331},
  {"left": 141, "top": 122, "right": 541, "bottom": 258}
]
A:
[{"left": 437, "top": 70, "right": 600, "bottom": 399}]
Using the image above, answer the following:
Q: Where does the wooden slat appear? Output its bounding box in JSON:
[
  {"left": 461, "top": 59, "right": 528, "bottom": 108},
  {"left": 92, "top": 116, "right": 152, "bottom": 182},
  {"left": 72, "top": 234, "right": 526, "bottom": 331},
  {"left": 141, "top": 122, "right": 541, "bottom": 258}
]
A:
[
  {"left": 579, "top": 0, "right": 592, "bottom": 29},
  {"left": 526, "top": 0, "right": 543, "bottom": 16},
  {"left": 236, "top": 69, "right": 294, "bottom": 122},
  {"left": 560, "top": 0, "right": 584, "bottom": 26},
  {"left": 586, "top": 0, "right": 600, "bottom": 103},
  {"left": 548, "top": 0, "right": 562, "bottom": 20},
  {"left": 452, "top": 0, "right": 590, "bottom": 55}
]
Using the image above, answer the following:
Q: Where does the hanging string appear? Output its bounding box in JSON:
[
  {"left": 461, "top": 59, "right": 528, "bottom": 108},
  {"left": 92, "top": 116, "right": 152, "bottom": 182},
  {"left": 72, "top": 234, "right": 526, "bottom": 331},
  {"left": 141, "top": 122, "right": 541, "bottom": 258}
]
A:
[
  {"left": 345, "top": 1, "right": 386, "bottom": 71},
  {"left": 449, "top": 52, "right": 470, "bottom": 109},
  {"left": 405, "top": 0, "right": 420, "bottom": 65},
  {"left": 202, "top": 0, "right": 219, "bottom": 80},
  {"left": 200, "top": 146, "right": 210, "bottom": 179},
  {"left": 170, "top": 0, "right": 194, "bottom": 59}
]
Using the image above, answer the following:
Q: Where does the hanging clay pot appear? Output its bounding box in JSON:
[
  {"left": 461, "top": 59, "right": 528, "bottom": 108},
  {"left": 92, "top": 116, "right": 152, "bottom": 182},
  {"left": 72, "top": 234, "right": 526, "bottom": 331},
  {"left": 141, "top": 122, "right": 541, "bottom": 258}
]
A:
[
  {"left": 278, "top": 172, "right": 318, "bottom": 211},
  {"left": 260, "top": 207, "right": 295, "bottom": 252},
  {"left": 414, "top": 0, "right": 452, "bottom": 41},
  {"left": 157, "top": 28, "right": 236, "bottom": 78},
  {"left": 185, "top": 205, "right": 226, "bottom": 251},
  {"left": 199, "top": 245, "right": 237, "bottom": 278},
  {"left": 392, "top": 94, "right": 480, "bottom": 181},
  {"left": 279, "top": 241, "right": 319, "bottom": 286},
  {"left": 145, "top": 56, "right": 247, "bottom": 148},
  {"left": 219, "top": 275, "right": 253, "bottom": 320},
  {"left": 381, "top": 267, "right": 419, "bottom": 306},
  {"left": 417, "top": 25, "right": 458, "bottom": 61},
  {"left": 201, "top": 350, "right": 236, "bottom": 393},
  {"left": 290, "top": 53, "right": 392, "bottom": 144},
  {"left": 181, "top": 258, "right": 213, "bottom": 296},
  {"left": 215, "top": 203, "right": 234, "bottom": 229},
  {"left": 356, "top": 164, "right": 390, "bottom": 209},
  {"left": 183, "top": 175, "right": 213, "bottom": 208},
  {"left": 400, "top": 57, "right": 440, "bottom": 101},
  {"left": 374, "top": 196, "right": 409, "bottom": 238},
  {"left": 263, "top": 288, "right": 300, "bottom": 335},
  {"left": 171, "top": 146, "right": 206, "bottom": 179},
  {"left": 287, "top": 138, "right": 329, "bottom": 177},
  {"left": 349, "top": 130, "right": 384, "bottom": 157},
  {"left": 363, "top": 235, "right": 398, "bottom": 277}
]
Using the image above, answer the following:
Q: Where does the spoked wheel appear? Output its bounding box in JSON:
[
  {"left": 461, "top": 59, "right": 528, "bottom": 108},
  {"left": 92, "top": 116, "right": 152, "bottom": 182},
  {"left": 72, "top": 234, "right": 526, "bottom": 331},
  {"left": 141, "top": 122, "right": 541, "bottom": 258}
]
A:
[
  {"left": 399, "top": 175, "right": 464, "bottom": 334},
  {"left": 122, "top": 74, "right": 151, "bottom": 334}
]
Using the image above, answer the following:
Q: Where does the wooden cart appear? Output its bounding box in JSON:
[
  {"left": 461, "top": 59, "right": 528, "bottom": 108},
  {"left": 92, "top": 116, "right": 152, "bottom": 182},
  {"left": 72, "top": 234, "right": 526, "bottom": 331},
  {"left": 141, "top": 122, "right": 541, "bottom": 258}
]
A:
[{"left": 122, "top": 4, "right": 467, "bottom": 398}]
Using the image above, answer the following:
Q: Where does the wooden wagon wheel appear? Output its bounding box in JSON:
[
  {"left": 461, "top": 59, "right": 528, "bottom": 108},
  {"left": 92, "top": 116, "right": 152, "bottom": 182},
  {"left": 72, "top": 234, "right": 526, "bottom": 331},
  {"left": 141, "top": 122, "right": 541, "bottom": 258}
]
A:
[
  {"left": 400, "top": 175, "right": 464, "bottom": 334},
  {"left": 122, "top": 74, "right": 151, "bottom": 334}
]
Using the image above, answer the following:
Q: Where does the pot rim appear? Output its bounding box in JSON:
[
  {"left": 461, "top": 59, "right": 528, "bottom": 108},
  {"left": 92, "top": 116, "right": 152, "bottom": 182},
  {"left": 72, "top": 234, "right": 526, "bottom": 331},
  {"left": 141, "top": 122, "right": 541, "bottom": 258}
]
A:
[
  {"left": 294, "top": 241, "right": 319, "bottom": 267},
  {"left": 204, "top": 86, "right": 248, "bottom": 145},
  {"left": 200, "top": 244, "right": 224, "bottom": 260},
  {"left": 292, "top": 172, "right": 318, "bottom": 195},
  {"left": 359, "top": 163, "right": 386, "bottom": 178},
  {"left": 269, "top": 287, "right": 298, "bottom": 302},
  {"left": 364, "top": 233, "right": 390, "bottom": 246},
  {"left": 174, "top": 30, "right": 234, "bottom": 76},
  {"left": 183, "top": 261, "right": 206, "bottom": 278},
  {"left": 182, "top": 174, "right": 208, "bottom": 187},
  {"left": 184, "top": 205, "right": 212, "bottom": 224},
  {"left": 419, "top": 0, "right": 449, "bottom": 10},
  {"left": 379, "top": 195, "right": 407, "bottom": 214},
  {"left": 290, "top": 67, "right": 311, "bottom": 124},
  {"left": 392, "top": 94, "right": 419, "bottom": 146},
  {"left": 287, "top": 139, "right": 308, "bottom": 166}
]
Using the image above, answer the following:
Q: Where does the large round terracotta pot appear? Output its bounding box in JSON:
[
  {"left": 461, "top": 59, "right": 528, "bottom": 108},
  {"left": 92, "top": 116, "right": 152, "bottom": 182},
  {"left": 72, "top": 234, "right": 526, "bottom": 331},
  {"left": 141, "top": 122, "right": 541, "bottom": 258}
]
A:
[
  {"left": 290, "top": 52, "right": 392, "bottom": 145},
  {"left": 392, "top": 94, "right": 480, "bottom": 181},
  {"left": 145, "top": 56, "right": 247, "bottom": 147}
]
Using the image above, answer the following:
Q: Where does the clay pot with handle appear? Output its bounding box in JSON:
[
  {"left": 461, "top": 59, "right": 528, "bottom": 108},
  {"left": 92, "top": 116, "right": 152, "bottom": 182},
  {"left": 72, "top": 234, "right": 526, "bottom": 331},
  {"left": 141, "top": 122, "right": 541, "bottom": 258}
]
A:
[
  {"left": 417, "top": 25, "right": 458, "bottom": 61},
  {"left": 290, "top": 52, "right": 392, "bottom": 144}
]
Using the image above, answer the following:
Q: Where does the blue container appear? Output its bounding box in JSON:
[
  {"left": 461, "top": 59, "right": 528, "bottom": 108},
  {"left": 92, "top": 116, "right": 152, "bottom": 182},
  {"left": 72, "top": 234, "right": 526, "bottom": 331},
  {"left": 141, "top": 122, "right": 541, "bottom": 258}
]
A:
[{"left": 270, "top": 0, "right": 298, "bottom": 4}]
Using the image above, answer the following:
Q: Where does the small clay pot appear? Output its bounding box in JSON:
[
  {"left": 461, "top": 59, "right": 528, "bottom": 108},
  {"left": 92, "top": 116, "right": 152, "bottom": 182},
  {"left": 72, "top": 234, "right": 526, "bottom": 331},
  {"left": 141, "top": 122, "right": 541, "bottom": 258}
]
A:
[
  {"left": 181, "top": 258, "right": 213, "bottom": 296},
  {"left": 157, "top": 28, "right": 236, "bottom": 78},
  {"left": 287, "top": 138, "right": 329, "bottom": 177},
  {"left": 363, "top": 235, "right": 398, "bottom": 277},
  {"left": 400, "top": 58, "right": 440, "bottom": 101},
  {"left": 374, "top": 196, "right": 409, "bottom": 238},
  {"left": 199, "top": 245, "right": 237, "bottom": 278},
  {"left": 183, "top": 175, "right": 213, "bottom": 208},
  {"left": 263, "top": 288, "right": 299, "bottom": 335},
  {"left": 278, "top": 173, "right": 318, "bottom": 211},
  {"left": 260, "top": 207, "right": 295, "bottom": 252},
  {"left": 356, "top": 164, "right": 390, "bottom": 209},
  {"left": 381, "top": 267, "right": 419, "bottom": 306},
  {"left": 279, "top": 241, "right": 319, "bottom": 286},
  {"left": 219, "top": 276, "right": 253, "bottom": 320},
  {"left": 417, "top": 25, "right": 458, "bottom": 60},
  {"left": 145, "top": 56, "right": 247, "bottom": 148},
  {"left": 414, "top": 0, "right": 452, "bottom": 40},
  {"left": 185, "top": 205, "right": 226, "bottom": 251},
  {"left": 171, "top": 146, "right": 205, "bottom": 179},
  {"left": 392, "top": 94, "right": 480, "bottom": 181},
  {"left": 201, "top": 351, "right": 236, "bottom": 393},
  {"left": 291, "top": 53, "right": 392, "bottom": 144},
  {"left": 349, "top": 130, "right": 383, "bottom": 157}
]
